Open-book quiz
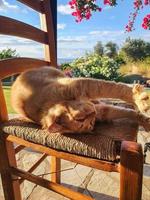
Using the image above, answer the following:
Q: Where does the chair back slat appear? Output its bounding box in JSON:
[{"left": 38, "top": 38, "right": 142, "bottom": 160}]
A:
[
  {"left": 17, "top": 0, "right": 43, "bottom": 13},
  {"left": 0, "top": 58, "right": 50, "bottom": 79},
  {"left": 0, "top": 16, "right": 48, "bottom": 44},
  {"left": 40, "top": 0, "right": 57, "bottom": 65}
]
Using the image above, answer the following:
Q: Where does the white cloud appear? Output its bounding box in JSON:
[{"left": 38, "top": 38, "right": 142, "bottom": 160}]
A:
[
  {"left": 0, "top": 0, "right": 18, "bottom": 11},
  {"left": 88, "top": 30, "right": 150, "bottom": 48},
  {"left": 58, "top": 36, "right": 87, "bottom": 43},
  {"left": 57, "top": 23, "right": 66, "bottom": 30},
  {"left": 57, "top": 4, "right": 72, "bottom": 15},
  {"left": 0, "top": 35, "right": 88, "bottom": 59},
  {"left": 141, "top": 33, "right": 150, "bottom": 41},
  {"left": 89, "top": 30, "right": 124, "bottom": 37},
  {"left": 0, "top": 36, "right": 43, "bottom": 58},
  {"left": 88, "top": 30, "right": 128, "bottom": 45},
  {"left": 58, "top": 48, "right": 91, "bottom": 59}
]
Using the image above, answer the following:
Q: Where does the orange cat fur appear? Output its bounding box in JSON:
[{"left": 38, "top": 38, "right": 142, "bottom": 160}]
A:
[{"left": 11, "top": 67, "right": 150, "bottom": 133}]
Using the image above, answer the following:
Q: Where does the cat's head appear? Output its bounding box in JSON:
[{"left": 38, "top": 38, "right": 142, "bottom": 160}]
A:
[{"left": 41, "top": 101, "right": 96, "bottom": 134}]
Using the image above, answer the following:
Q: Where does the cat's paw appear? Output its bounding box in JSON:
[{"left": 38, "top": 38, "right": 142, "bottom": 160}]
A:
[{"left": 133, "top": 84, "right": 150, "bottom": 116}]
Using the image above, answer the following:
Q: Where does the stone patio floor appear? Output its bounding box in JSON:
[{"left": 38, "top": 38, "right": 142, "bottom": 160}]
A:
[{"left": 0, "top": 128, "right": 150, "bottom": 200}]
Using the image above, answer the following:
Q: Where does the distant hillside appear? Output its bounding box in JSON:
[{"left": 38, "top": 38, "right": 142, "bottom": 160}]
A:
[{"left": 58, "top": 58, "right": 74, "bottom": 64}]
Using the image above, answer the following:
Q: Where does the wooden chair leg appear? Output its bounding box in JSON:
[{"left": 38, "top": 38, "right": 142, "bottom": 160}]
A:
[
  {"left": 50, "top": 156, "right": 61, "bottom": 184},
  {"left": 120, "top": 141, "right": 143, "bottom": 200},
  {"left": 0, "top": 135, "right": 22, "bottom": 200}
]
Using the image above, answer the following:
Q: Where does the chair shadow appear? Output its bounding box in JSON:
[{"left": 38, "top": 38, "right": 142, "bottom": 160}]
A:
[
  {"left": 143, "top": 164, "right": 150, "bottom": 177},
  {"left": 62, "top": 183, "right": 118, "bottom": 200}
]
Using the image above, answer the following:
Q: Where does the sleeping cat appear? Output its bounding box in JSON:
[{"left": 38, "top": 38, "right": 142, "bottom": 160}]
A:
[{"left": 11, "top": 66, "right": 150, "bottom": 133}]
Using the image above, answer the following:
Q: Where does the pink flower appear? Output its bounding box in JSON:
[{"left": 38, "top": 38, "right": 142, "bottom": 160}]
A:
[
  {"left": 142, "top": 14, "right": 150, "bottom": 30},
  {"left": 68, "top": 0, "right": 150, "bottom": 31},
  {"left": 72, "top": 12, "right": 77, "bottom": 16},
  {"left": 144, "top": 0, "right": 150, "bottom": 5}
]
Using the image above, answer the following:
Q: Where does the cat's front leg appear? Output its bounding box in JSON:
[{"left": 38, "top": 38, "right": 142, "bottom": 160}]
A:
[
  {"left": 95, "top": 103, "right": 150, "bottom": 132},
  {"left": 58, "top": 78, "right": 150, "bottom": 115},
  {"left": 132, "top": 84, "right": 150, "bottom": 116},
  {"left": 95, "top": 103, "right": 138, "bottom": 122},
  {"left": 79, "top": 79, "right": 150, "bottom": 115},
  {"left": 61, "top": 78, "right": 134, "bottom": 102}
]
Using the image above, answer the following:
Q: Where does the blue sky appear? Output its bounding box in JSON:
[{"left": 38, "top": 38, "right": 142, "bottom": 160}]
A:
[{"left": 0, "top": 0, "right": 150, "bottom": 59}]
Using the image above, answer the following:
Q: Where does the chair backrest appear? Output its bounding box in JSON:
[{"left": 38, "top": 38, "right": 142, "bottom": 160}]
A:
[{"left": 0, "top": 0, "right": 57, "bottom": 122}]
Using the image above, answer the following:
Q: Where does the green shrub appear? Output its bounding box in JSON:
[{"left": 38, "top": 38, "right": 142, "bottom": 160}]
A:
[
  {"left": 69, "top": 54, "right": 121, "bottom": 81},
  {"left": 60, "top": 63, "right": 71, "bottom": 70}
]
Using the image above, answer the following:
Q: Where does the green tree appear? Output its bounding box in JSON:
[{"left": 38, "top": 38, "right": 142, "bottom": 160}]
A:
[
  {"left": 104, "top": 42, "right": 118, "bottom": 58},
  {"left": 120, "top": 38, "right": 150, "bottom": 62},
  {"left": 0, "top": 48, "right": 19, "bottom": 83},
  {"left": 94, "top": 41, "right": 104, "bottom": 56},
  {"left": 0, "top": 48, "right": 18, "bottom": 59},
  {"left": 145, "top": 42, "right": 150, "bottom": 57}
]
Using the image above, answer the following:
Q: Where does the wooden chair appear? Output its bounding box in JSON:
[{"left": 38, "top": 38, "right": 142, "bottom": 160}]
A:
[{"left": 0, "top": 1, "right": 143, "bottom": 200}]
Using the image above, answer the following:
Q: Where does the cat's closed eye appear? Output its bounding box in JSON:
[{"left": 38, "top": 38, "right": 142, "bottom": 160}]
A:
[
  {"left": 55, "top": 116, "right": 62, "bottom": 124},
  {"left": 75, "top": 117, "right": 85, "bottom": 122}
]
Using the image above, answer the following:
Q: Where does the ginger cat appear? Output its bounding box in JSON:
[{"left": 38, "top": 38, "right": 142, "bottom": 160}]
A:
[{"left": 11, "top": 67, "right": 150, "bottom": 133}]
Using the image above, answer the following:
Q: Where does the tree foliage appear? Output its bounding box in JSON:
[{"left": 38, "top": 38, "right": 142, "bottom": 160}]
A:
[
  {"left": 94, "top": 41, "right": 118, "bottom": 58},
  {"left": 120, "top": 38, "right": 150, "bottom": 62},
  {"left": 0, "top": 48, "right": 18, "bottom": 60},
  {"left": 94, "top": 41, "right": 104, "bottom": 56},
  {"left": 0, "top": 48, "right": 19, "bottom": 83},
  {"left": 104, "top": 42, "right": 118, "bottom": 58}
]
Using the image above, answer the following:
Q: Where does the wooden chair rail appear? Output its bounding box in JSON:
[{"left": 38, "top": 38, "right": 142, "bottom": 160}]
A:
[
  {"left": 5, "top": 134, "right": 119, "bottom": 172},
  {"left": 51, "top": 156, "right": 61, "bottom": 183},
  {"left": 0, "top": 138, "right": 22, "bottom": 199},
  {"left": 19, "top": 154, "right": 47, "bottom": 184},
  {"left": 0, "top": 57, "right": 50, "bottom": 79},
  {"left": 0, "top": 16, "right": 48, "bottom": 44},
  {"left": 15, "top": 145, "right": 26, "bottom": 154},
  {"left": 11, "top": 166, "right": 93, "bottom": 200},
  {"left": 17, "top": 0, "right": 44, "bottom": 13}
]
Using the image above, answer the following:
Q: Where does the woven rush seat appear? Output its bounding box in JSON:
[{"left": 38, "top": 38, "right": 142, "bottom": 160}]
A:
[{"left": 0, "top": 118, "right": 138, "bottom": 161}]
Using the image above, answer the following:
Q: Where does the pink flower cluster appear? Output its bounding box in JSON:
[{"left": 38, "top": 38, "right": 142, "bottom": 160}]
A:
[
  {"left": 69, "top": 0, "right": 103, "bottom": 22},
  {"left": 126, "top": 0, "right": 150, "bottom": 32},
  {"left": 64, "top": 68, "right": 73, "bottom": 77},
  {"left": 142, "top": 14, "right": 150, "bottom": 29},
  {"left": 69, "top": 0, "right": 150, "bottom": 31},
  {"left": 103, "top": 0, "right": 117, "bottom": 6}
]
